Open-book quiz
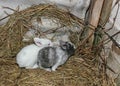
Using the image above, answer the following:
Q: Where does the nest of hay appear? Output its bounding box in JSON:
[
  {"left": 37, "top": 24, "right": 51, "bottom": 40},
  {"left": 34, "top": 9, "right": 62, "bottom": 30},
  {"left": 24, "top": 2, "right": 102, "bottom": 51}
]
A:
[
  {"left": 0, "top": 4, "right": 84, "bottom": 58},
  {"left": 0, "top": 4, "right": 115, "bottom": 86}
]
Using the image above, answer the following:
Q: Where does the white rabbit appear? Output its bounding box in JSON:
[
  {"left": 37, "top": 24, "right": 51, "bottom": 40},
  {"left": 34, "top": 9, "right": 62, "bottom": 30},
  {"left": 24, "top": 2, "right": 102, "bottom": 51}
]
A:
[
  {"left": 37, "top": 40, "right": 75, "bottom": 71},
  {"left": 16, "top": 37, "right": 53, "bottom": 69}
]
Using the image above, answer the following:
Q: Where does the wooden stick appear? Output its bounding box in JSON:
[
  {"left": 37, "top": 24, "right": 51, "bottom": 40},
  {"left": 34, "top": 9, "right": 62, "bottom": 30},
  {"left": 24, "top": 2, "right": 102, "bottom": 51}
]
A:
[
  {"left": 99, "top": 0, "right": 113, "bottom": 27},
  {"left": 87, "top": 0, "right": 104, "bottom": 47},
  {"left": 88, "top": 0, "right": 104, "bottom": 26}
]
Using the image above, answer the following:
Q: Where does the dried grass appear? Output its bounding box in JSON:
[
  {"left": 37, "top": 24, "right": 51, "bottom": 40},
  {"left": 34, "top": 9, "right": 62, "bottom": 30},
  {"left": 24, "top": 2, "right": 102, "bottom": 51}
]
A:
[{"left": 0, "top": 4, "right": 115, "bottom": 86}]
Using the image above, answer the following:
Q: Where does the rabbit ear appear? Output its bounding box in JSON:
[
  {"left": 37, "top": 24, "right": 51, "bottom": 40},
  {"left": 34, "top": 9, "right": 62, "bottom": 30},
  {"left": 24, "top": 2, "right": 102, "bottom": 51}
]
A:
[{"left": 34, "top": 38, "right": 42, "bottom": 46}]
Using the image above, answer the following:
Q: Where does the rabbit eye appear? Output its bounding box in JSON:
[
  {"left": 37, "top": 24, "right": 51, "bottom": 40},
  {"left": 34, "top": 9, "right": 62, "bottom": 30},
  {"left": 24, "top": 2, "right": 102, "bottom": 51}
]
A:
[{"left": 62, "top": 44, "right": 66, "bottom": 47}]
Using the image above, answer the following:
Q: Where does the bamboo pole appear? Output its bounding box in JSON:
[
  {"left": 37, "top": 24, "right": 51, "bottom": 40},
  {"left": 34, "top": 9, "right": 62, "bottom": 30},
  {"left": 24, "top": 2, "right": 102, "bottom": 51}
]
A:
[
  {"left": 99, "top": 0, "right": 113, "bottom": 27},
  {"left": 88, "top": 0, "right": 104, "bottom": 26},
  {"left": 92, "top": 0, "right": 113, "bottom": 47},
  {"left": 87, "top": 0, "right": 104, "bottom": 47}
]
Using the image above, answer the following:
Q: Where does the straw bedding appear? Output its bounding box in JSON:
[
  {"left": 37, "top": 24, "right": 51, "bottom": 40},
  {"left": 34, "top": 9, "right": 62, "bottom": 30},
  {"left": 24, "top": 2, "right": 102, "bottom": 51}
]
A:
[{"left": 0, "top": 4, "right": 115, "bottom": 86}]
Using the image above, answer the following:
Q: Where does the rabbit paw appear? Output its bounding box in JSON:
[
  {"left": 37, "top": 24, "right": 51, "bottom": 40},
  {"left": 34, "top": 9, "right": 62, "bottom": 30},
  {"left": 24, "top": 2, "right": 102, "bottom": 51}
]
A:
[
  {"left": 44, "top": 68, "right": 52, "bottom": 72},
  {"left": 51, "top": 67, "right": 57, "bottom": 71}
]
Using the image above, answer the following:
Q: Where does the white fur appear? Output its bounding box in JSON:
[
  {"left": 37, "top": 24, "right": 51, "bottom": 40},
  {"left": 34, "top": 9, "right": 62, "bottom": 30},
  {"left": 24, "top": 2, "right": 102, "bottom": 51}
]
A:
[
  {"left": 34, "top": 37, "right": 53, "bottom": 46},
  {"left": 17, "top": 44, "right": 41, "bottom": 69},
  {"left": 51, "top": 47, "right": 69, "bottom": 71},
  {"left": 16, "top": 37, "right": 53, "bottom": 69}
]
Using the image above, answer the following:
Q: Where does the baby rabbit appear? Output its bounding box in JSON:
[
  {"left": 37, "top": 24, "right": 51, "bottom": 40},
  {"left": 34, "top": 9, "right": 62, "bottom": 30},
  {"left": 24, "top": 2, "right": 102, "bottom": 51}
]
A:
[
  {"left": 16, "top": 37, "right": 53, "bottom": 69},
  {"left": 37, "top": 40, "right": 75, "bottom": 71}
]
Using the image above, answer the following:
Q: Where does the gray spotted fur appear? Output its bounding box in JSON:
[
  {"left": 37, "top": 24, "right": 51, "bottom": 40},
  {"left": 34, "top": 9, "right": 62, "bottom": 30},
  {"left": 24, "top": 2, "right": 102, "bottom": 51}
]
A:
[{"left": 37, "top": 40, "right": 75, "bottom": 71}]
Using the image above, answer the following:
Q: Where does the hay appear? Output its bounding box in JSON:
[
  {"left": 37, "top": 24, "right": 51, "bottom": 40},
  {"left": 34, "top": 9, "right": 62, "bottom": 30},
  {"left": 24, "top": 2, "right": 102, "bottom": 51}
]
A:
[
  {"left": 0, "top": 4, "right": 115, "bottom": 86},
  {"left": 0, "top": 4, "right": 84, "bottom": 58},
  {"left": 0, "top": 53, "right": 115, "bottom": 86}
]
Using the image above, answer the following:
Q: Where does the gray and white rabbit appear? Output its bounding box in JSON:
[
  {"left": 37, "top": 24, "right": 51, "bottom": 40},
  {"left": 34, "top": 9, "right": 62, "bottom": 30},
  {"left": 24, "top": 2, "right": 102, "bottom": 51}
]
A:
[{"left": 37, "top": 40, "right": 75, "bottom": 71}]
